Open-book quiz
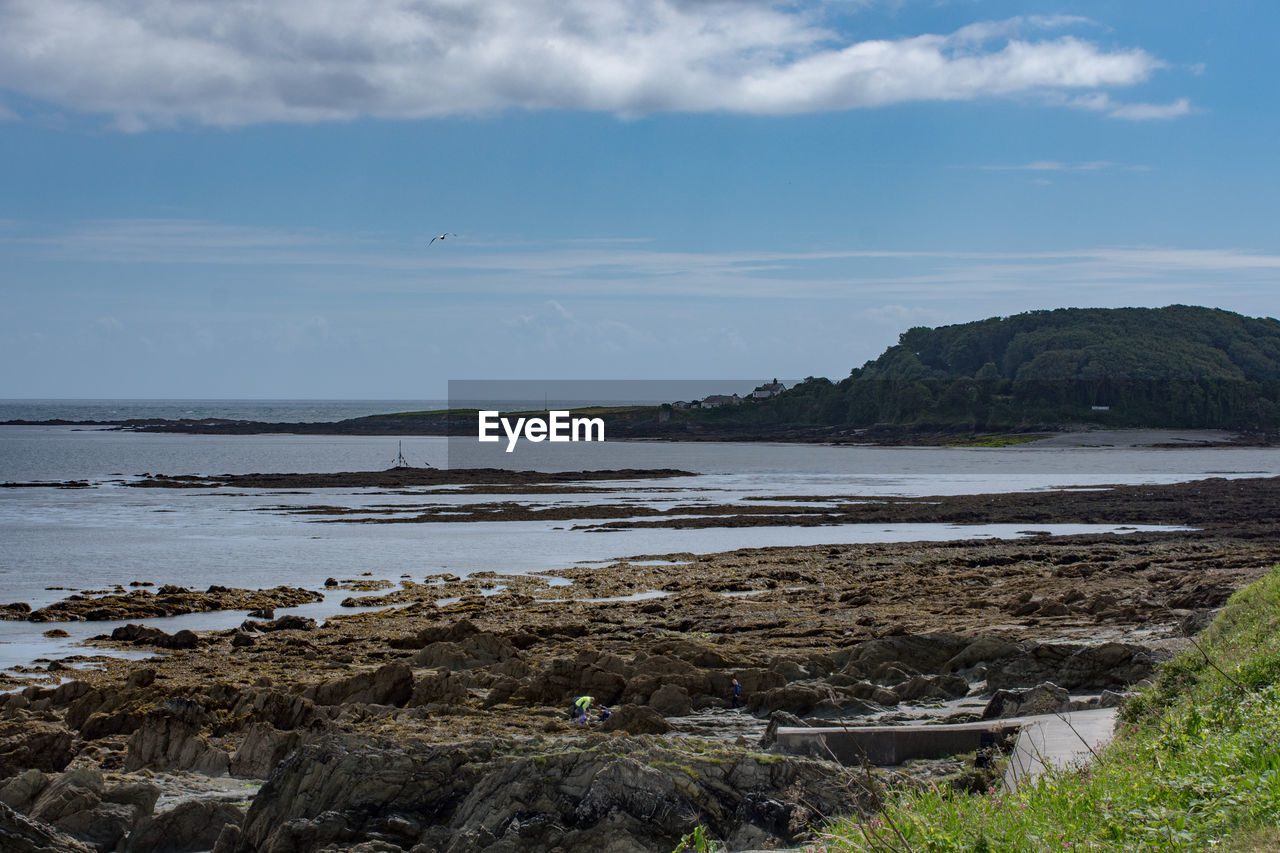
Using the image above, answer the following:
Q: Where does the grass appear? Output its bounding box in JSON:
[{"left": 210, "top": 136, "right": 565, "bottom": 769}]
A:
[
  {"left": 815, "top": 564, "right": 1280, "bottom": 852},
  {"left": 942, "top": 434, "right": 1047, "bottom": 448}
]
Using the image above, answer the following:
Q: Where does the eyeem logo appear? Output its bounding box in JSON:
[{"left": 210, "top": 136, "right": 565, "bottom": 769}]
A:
[{"left": 478, "top": 410, "right": 606, "bottom": 453}]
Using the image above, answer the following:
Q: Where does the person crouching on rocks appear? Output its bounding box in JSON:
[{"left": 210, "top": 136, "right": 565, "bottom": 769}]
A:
[
  {"left": 596, "top": 706, "right": 611, "bottom": 723},
  {"left": 572, "top": 695, "right": 593, "bottom": 723}
]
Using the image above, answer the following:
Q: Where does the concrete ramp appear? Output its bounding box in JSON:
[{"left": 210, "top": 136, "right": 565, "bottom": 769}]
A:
[
  {"left": 775, "top": 707, "right": 1118, "bottom": 789},
  {"left": 1002, "top": 708, "right": 1117, "bottom": 791}
]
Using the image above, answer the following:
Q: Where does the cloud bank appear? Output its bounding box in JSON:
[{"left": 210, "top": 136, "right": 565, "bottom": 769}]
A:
[{"left": 0, "top": 1, "right": 1179, "bottom": 128}]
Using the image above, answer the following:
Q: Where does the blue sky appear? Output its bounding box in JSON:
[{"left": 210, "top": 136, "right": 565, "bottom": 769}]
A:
[{"left": 1, "top": 0, "right": 1277, "bottom": 398}]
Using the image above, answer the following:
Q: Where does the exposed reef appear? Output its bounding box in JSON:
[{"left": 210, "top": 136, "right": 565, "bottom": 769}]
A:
[{"left": 1, "top": 521, "right": 1274, "bottom": 851}]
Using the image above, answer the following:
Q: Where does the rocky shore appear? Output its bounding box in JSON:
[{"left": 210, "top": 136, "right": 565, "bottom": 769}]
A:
[
  {"left": 3, "top": 517, "right": 1276, "bottom": 851},
  {"left": 260, "top": 473, "right": 1280, "bottom": 533},
  {"left": 1, "top": 586, "right": 323, "bottom": 624}
]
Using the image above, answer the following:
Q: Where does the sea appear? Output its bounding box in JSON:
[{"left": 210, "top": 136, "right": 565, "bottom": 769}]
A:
[{"left": 2, "top": 400, "right": 1278, "bottom": 677}]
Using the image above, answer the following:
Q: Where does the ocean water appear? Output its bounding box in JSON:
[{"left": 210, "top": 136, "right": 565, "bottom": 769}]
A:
[
  {"left": 2, "top": 419, "right": 1278, "bottom": 676},
  {"left": 0, "top": 399, "right": 446, "bottom": 424}
]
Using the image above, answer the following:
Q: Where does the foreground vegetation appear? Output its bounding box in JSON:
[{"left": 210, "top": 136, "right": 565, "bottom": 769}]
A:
[{"left": 819, "top": 564, "right": 1280, "bottom": 852}]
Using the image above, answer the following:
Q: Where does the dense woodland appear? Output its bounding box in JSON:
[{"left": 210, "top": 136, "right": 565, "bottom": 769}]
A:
[{"left": 700, "top": 306, "right": 1280, "bottom": 430}]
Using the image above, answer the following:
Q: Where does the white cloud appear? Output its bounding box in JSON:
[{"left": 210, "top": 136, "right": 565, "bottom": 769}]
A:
[
  {"left": 1105, "top": 97, "right": 1192, "bottom": 121},
  {"left": 0, "top": 2, "right": 1173, "bottom": 127},
  {"left": 979, "top": 160, "right": 1151, "bottom": 172},
  {"left": 1067, "top": 92, "right": 1192, "bottom": 120}
]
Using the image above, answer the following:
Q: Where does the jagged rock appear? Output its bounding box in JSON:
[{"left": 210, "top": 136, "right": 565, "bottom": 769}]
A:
[
  {"left": 230, "top": 735, "right": 868, "bottom": 853},
  {"left": 29, "top": 770, "right": 104, "bottom": 825},
  {"left": 631, "top": 654, "right": 698, "bottom": 679},
  {"left": 255, "top": 615, "right": 315, "bottom": 633},
  {"left": 50, "top": 682, "right": 93, "bottom": 707},
  {"left": 518, "top": 656, "right": 629, "bottom": 706},
  {"left": 125, "top": 799, "right": 245, "bottom": 853},
  {"left": 647, "top": 684, "right": 692, "bottom": 716},
  {"left": 412, "top": 641, "right": 467, "bottom": 670},
  {"left": 841, "top": 633, "right": 970, "bottom": 674},
  {"left": 984, "top": 642, "right": 1156, "bottom": 691},
  {"left": 302, "top": 664, "right": 412, "bottom": 707},
  {"left": 893, "top": 674, "right": 970, "bottom": 702},
  {"left": 650, "top": 639, "right": 731, "bottom": 669},
  {"left": 1179, "top": 609, "right": 1217, "bottom": 637},
  {"left": 230, "top": 724, "right": 305, "bottom": 779},
  {"left": 444, "top": 631, "right": 518, "bottom": 668},
  {"left": 27, "top": 767, "right": 142, "bottom": 852},
  {"left": 79, "top": 710, "right": 145, "bottom": 741},
  {"left": 982, "top": 682, "right": 1070, "bottom": 719},
  {"left": 0, "top": 801, "right": 96, "bottom": 853},
  {"left": 110, "top": 625, "right": 198, "bottom": 650},
  {"left": 870, "top": 663, "right": 918, "bottom": 685},
  {"left": 481, "top": 677, "right": 519, "bottom": 708},
  {"left": 125, "top": 670, "right": 156, "bottom": 690},
  {"left": 1010, "top": 600, "right": 1041, "bottom": 617},
  {"left": 759, "top": 712, "right": 806, "bottom": 749},
  {"left": 942, "top": 637, "right": 1023, "bottom": 673},
  {"left": 489, "top": 656, "right": 531, "bottom": 680},
  {"left": 599, "top": 705, "right": 671, "bottom": 735},
  {"left": 125, "top": 716, "right": 230, "bottom": 776},
  {"left": 407, "top": 671, "right": 468, "bottom": 708},
  {"left": 230, "top": 632, "right": 256, "bottom": 648},
  {"left": 65, "top": 690, "right": 112, "bottom": 732},
  {"left": 211, "top": 823, "right": 243, "bottom": 853},
  {"left": 102, "top": 781, "right": 160, "bottom": 816},
  {"left": 747, "top": 684, "right": 827, "bottom": 717},
  {"left": 767, "top": 660, "right": 810, "bottom": 682},
  {"left": 1097, "top": 689, "right": 1128, "bottom": 708},
  {"left": 731, "top": 668, "right": 785, "bottom": 694},
  {"left": 392, "top": 618, "right": 482, "bottom": 651},
  {"left": 228, "top": 689, "right": 316, "bottom": 731},
  {"left": 0, "top": 769, "right": 49, "bottom": 813},
  {"left": 0, "top": 720, "right": 74, "bottom": 778}
]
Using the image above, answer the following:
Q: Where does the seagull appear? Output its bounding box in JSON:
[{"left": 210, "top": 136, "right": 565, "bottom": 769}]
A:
[{"left": 429, "top": 232, "right": 457, "bottom": 245}]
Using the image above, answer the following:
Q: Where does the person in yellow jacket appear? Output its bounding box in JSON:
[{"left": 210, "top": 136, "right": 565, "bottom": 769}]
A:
[{"left": 572, "top": 695, "right": 593, "bottom": 722}]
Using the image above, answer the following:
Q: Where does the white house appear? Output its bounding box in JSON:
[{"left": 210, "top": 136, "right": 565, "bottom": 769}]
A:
[{"left": 751, "top": 379, "right": 787, "bottom": 400}]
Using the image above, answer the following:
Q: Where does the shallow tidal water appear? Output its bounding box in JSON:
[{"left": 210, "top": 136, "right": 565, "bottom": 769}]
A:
[{"left": 1, "top": 424, "right": 1278, "bottom": 675}]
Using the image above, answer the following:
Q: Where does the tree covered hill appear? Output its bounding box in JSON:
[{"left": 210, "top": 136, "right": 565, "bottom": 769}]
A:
[{"left": 749, "top": 306, "right": 1280, "bottom": 430}]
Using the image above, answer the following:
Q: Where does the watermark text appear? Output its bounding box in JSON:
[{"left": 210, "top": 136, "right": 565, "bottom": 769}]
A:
[{"left": 477, "top": 410, "right": 606, "bottom": 452}]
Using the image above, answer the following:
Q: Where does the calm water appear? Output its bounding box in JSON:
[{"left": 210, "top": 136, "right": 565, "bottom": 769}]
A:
[
  {"left": 0, "top": 399, "right": 446, "bottom": 424},
  {"left": 2, "top": 417, "right": 1278, "bottom": 675}
]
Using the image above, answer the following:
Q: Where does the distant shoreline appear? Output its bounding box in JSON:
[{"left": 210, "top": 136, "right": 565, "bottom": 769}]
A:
[{"left": 1, "top": 416, "right": 1274, "bottom": 448}]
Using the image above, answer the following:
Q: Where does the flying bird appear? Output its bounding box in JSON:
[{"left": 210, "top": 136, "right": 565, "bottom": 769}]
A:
[{"left": 429, "top": 232, "right": 456, "bottom": 245}]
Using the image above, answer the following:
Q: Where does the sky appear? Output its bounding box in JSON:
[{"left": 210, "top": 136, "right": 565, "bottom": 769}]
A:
[{"left": 1, "top": 0, "right": 1277, "bottom": 399}]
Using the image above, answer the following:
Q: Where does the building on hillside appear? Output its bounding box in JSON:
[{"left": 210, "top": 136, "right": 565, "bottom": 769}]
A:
[
  {"left": 751, "top": 379, "right": 787, "bottom": 400},
  {"left": 700, "top": 393, "right": 741, "bottom": 408}
]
